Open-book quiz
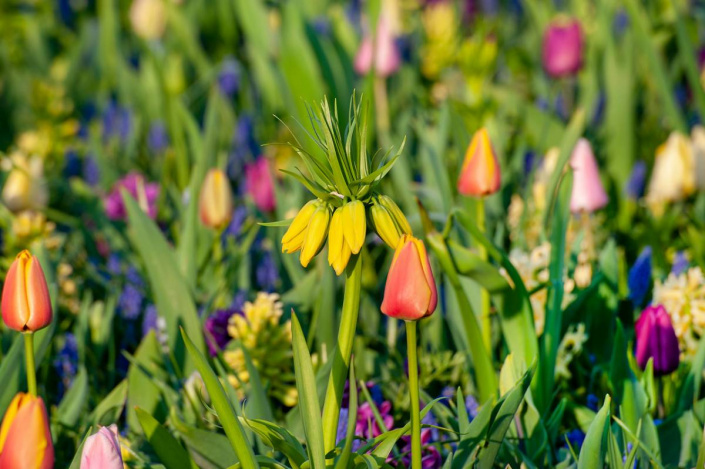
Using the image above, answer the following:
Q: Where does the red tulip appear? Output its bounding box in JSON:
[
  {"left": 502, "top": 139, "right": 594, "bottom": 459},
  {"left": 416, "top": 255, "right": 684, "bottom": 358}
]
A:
[
  {"left": 0, "top": 393, "right": 54, "bottom": 469},
  {"left": 1, "top": 251, "right": 52, "bottom": 332},
  {"left": 381, "top": 235, "right": 437, "bottom": 320},
  {"left": 457, "top": 128, "right": 501, "bottom": 197}
]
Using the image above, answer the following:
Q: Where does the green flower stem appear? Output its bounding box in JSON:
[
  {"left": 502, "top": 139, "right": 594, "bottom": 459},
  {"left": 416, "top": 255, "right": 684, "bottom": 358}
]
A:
[
  {"left": 471, "top": 198, "right": 492, "bottom": 355},
  {"left": 405, "top": 320, "right": 422, "bottom": 469},
  {"left": 322, "top": 254, "right": 363, "bottom": 454},
  {"left": 24, "top": 333, "right": 37, "bottom": 397}
]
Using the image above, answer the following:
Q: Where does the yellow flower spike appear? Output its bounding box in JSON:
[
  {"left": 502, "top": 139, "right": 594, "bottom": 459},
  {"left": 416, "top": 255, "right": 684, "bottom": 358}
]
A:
[
  {"left": 281, "top": 200, "right": 319, "bottom": 253},
  {"left": 300, "top": 204, "right": 331, "bottom": 267},
  {"left": 342, "top": 200, "right": 366, "bottom": 254}
]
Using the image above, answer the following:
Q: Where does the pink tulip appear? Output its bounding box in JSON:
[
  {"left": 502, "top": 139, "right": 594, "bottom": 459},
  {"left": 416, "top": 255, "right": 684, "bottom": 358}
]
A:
[
  {"left": 80, "top": 425, "right": 123, "bottom": 469},
  {"left": 542, "top": 18, "right": 583, "bottom": 78},
  {"left": 354, "top": 15, "right": 401, "bottom": 78},
  {"left": 381, "top": 235, "right": 437, "bottom": 321},
  {"left": 104, "top": 172, "right": 159, "bottom": 220},
  {"left": 245, "top": 157, "right": 276, "bottom": 212},
  {"left": 569, "top": 138, "right": 608, "bottom": 213}
]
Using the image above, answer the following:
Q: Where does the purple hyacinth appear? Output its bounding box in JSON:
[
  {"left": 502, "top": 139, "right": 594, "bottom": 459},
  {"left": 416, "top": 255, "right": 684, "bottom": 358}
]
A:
[
  {"left": 142, "top": 304, "right": 159, "bottom": 337},
  {"left": 624, "top": 161, "right": 647, "bottom": 200},
  {"left": 222, "top": 206, "right": 248, "bottom": 242},
  {"left": 53, "top": 333, "right": 79, "bottom": 399},
  {"left": 102, "top": 101, "right": 133, "bottom": 142},
  {"left": 627, "top": 246, "right": 652, "bottom": 307},
  {"left": 672, "top": 252, "right": 689, "bottom": 276},
  {"left": 119, "top": 283, "right": 144, "bottom": 320},
  {"left": 635, "top": 305, "right": 680, "bottom": 376},
  {"left": 218, "top": 59, "right": 241, "bottom": 97},
  {"left": 255, "top": 250, "right": 279, "bottom": 292},
  {"left": 204, "top": 309, "right": 237, "bottom": 356},
  {"left": 83, "top": 155, "right": 101, "bottom": 186},
  {"left": 147, "top": 120, "right": 169, "bottom": 153}
]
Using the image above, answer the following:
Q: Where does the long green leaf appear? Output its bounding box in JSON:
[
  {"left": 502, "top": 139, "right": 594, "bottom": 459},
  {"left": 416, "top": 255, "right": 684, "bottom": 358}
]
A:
[
  {"left": 136, "top": 407, "right": 198, "bottom": 469},
  {"left": 578, "top": 395, "right": 611, "bottom": 469}
]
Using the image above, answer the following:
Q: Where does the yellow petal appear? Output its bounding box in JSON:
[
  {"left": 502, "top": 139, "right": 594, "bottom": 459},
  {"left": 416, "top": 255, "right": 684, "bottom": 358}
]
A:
[
  {"left": 282, "top": 200, "right": 318, "bottom": 245},
  {"left": 327, "top": 208, "right": 345, "bottom": 265},
  {"left": 300, "top": 205, "right": 331, "bottom": 267},
  {"left": 343, "top": 200, "right": 366, "bottom": 254}
]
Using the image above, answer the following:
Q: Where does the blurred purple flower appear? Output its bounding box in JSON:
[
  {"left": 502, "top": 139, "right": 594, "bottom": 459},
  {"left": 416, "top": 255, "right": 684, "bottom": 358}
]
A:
[
  {"left": 53, "top": 333, "right": 78, "bottom": 399},
  {"left": 627, "top": 246, "right": 651, "bottom": 307},
  {"left": 142, "top": 304, "right": 159, "bottom": 337},
  {"left": 614, "top": 10, "right": 629, "bottom": 36},
  {"left": 228, "top": 116, "right": 259, "bottom": 180},
  {"left": 566, "top": 429, "right": 585, "bottom": 448},
  {"left": 83, "top": 155, "right": 101, "bottom": 186},
  {"left": 672, "top": 252, "right": 689, "bottom": 276},
  {"left": 222, "top": 206, "right": 248, "bottom": 241},
  {"left": 230, "top": 290, "right": 248, "bottom": 311},
  {"left": 542, "top": 18, "right": 583, "bottom": 78},
  {"left": 205, "top": 309, "right": 236, "bottom": 356},
  {"left": 64, "top": 150, "right": 82, "bottom": 178},
  {"left": 465, "top": 394, "right": 479, "bottom": 419},
  {"left": 126, "top": 266, "right": 144, "bottom": 288},
  {"left": 102, "top": 101, "right": 133, "bottom": 142},
  {"left": 586, "top": 394, "right": 599, "bottom": 411},
  {"left": 256, "top": 250, "right": 279, "bottom": 292},
  {"left": 104, "top": 172, "right": 160, "bottom": 220},
  {"left": 119, "top": 284, "right": 143, "bottom": 320},
  {"left": 624, "top": 161, "right": 647, "bottom": 200},
  {"left": 400, "top": 429, "right": 442, "bottom": 469},
  {"left": 218, "top": 59, "right": 241, "bottom": 97},
  {"left": 147, "top": 121, "right": 169, "bottom": 153},
  {"left": 107, "top": 254, "right": 122, "bottom": 276}
]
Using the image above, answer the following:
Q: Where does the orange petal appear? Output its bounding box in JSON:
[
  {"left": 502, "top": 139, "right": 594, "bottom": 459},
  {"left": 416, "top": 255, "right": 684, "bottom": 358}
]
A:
[{"left": 381, "top": 240, "right": 432, "bottom": 320}]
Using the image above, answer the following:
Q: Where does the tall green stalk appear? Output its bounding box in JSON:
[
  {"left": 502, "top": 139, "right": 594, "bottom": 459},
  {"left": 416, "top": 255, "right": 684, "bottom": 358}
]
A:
[
  {"left": 24, "top": 333, "right": 37, "bottom": 396},
  {"left": 474, "top": 199, "right": 492, "bottom": 354},
  {"left": 322, "top": 254, "right": 363, "bottom": 453},
  {"left": 406, "top": 320, "right": 422, "bottom": 469}
]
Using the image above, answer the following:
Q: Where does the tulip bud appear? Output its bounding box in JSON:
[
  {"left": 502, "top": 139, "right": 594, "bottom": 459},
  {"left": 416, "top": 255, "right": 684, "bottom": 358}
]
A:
[
  {"left": 1, "top": 153, "right": 48, "bottom": 213},
  {"left": 369, "top": 195, "right": 411, "bottom": 249},
  {"left": 0, "top": 393, "right": 54, "bottom": 469},
  {"left": 129, "top": 0, "right": 167, "bottom": 40},
  {"left": 646, "top": 132, "right": 695, "bottom": 216},
  {"left": 457, "top": 128, "right": 501, "bottom": 197},
  {"left": 245, "top": 157, "right": 276, "bottom": 212},
  {"left": 569, "top": 138, "right": 608, "bottom": 213},
  {"left": 1, "top": 250, "right": 52, "bottom": 332},
  {"left": 381, "top": 235, "right": 437, "bottom": 320},
  {"left": 328, "top": 208, "right": 352, "bottom": 275},
  {"left": 354, "top": 14, "right": 401, "bottom": 78},
  {"left": 282, "top": 200, "right": 320, "bottom": 254},
  {"left": 199, "top": 169, "right": 233, "bottom": 230},
  {"left": 542, "top": 18, "right": 583, "bottom": 78},
  {"left": 300, "top": 203, "right": 331, "bottom": 268},
  {"left": 80, "top": 425, "right": 123, "bottom": 469},
  {"left": 635, "top": 305, "right": 680, "bottom": 376}
]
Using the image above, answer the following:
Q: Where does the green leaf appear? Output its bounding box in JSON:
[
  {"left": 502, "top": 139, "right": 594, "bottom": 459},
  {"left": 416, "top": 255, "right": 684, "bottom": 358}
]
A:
[
  {"left": 68, "top": 426, "right": 93, "bottom": 469},
  {"left": 578, "top": 395, "right": 611, "bottom": 469},
  {"left": 291, "top": 312, "right": 326, "bottom": 469},
  {"left": 136, "top": 407, "right": 198, "bottom": 469},
  {"left": 56, "top": 366, "right": 88, "bottom": 427},
  {"left": 335, "top": 361, "right": 358, "bottom": 469},
  {"left": 123, "top": 192, "right": 206, "bottom": 373},
  {"left": 180, "top": 329, "right": 259, "bottom": 469},
  {"left": 89, "top": 380, "right": 128, "bottom": 426},
  {"left": 446, "top": 239, "right": 511, "bottom": 293},
  {"left": 127, "top": 332, "right": 168, "bottom": 432},
  {"left": 171, "top": 409, "right": 238, "bottom": 469},
  {"left": 242, "top": 418, "right": 307, "bottom": 468}
]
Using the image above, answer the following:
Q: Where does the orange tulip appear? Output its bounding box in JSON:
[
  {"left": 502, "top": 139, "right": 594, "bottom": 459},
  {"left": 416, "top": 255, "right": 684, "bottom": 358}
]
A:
[
  {"left": 381, "top": 235, "right": 437, "bottom": 321},
  {"left": 199, "top": 168, "right": 233, "bottom": 229},
  {"left": 0, "top": 393, "right": 54, "bottom": 469},
  {"left": 457, "top": 128, "right": 501, "bottom": 197},
  {"left": 1, "top": 251, "right": 52, "bottom": 332}
]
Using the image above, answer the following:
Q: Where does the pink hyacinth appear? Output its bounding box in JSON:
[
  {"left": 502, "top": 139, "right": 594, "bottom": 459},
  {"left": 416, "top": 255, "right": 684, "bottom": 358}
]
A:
[
  {"left": 542, "top": 18, "right": 584, "bottom": 78},
  {"left": 104, "top": 172, "right": 159, "bottom": 220},
  {"left": 354, "top": 15, "right": 401, "bottom": 78},
  {"left": 245, "top": 157, "right": 276, "bottom": 212},
  {"left": 569, "top": 138, "right": 608, "bottom": 214}
]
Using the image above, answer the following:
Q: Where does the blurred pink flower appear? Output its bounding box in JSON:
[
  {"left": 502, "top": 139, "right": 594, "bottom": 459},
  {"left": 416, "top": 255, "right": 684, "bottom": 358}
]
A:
[
  {"left": 569, "top": 138, "right": 608, "bottom": 213},
  {"left": 354, "top": 15, "right": 401, "bottom": 78},
  {"left": 80, "top": 425, "right": 123, "bottom": 469},
  {"left": 355, "top": 401, "right": 394, "bottom": 438},
  {"left": 245, "top": 157, "right": 276, "bottom": 212},
  {"left": 104, "top": 172, "right": 159, "bottom": 220},
  {"left": 542, "top": 18, "right": 583, "bottom": 78}
]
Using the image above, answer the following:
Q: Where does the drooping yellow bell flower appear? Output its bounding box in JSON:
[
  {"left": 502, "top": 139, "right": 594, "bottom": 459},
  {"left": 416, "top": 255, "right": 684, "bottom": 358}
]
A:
[
  {"left": 300, "top": 203, "right": 331, "bottom": 268},
  {"left": 369, "top": 195, "right": 411, "bottom": 249},
  {"left": 282, "top": 200, "right": 320, "bottom": 254}
]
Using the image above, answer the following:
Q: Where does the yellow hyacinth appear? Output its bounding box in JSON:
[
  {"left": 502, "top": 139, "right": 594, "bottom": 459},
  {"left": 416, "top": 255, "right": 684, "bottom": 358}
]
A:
[
  {"left": 369, "top": 195, "right": 412, "bottom": 249},
  {"left": 282, "top": 200, "right": 320, "bottom": 254},
  {"left": 300, "top": 203, "right": 331, "bottom": 267}
]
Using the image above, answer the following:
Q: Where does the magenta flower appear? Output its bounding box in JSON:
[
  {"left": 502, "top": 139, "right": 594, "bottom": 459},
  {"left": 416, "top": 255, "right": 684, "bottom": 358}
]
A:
[
  {"left": 104, "top": 172, "right": 159, "bottom": 220},
  {"left": 400, "top": 429, "right": 442, "bottom": 469},
  {"left": 245, "top": 157, "right": 276, "bottom": 212},
  {"left": 569, "top": 138, "right": 608, "bottom": 214},
  {"left": 356, "top": 401, "right": 394, "bottom": 439},
  {"left": 354, "top": 14, "right": 401, "bottom": 78},
  {"left": 635, "top": 305, "right": 680, "bottom": 376},
  {"left": 542, "top": 18, "right": 584, "bottom": 78}
]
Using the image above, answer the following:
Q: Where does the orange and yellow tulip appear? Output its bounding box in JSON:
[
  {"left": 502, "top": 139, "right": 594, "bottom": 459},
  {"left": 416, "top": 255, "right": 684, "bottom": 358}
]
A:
[
  {"left": 1, "top": 251, "right": 52, "bottom": 332},
  {"left": 199, "top": 169, "right": 233, "bottom": 229},
  {"left": 381, "top": 235, "right": 437, "bottom": 320},
  {"left": 0, "top": 393, "right": 54, "bottom": 469},
  {"left": 457, "top": 128, "right": 501, "bottom": 197}
]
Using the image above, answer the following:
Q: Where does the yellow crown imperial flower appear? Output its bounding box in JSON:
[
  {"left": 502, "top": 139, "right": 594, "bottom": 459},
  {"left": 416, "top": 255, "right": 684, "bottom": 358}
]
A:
[
  {"left": 300, "top": 203, "right": 332, "bottom": 267},
  {"left": 369, "top": 195, "right": 412, "bottom": 249},
  {"left": 282, "top": 199, "right": 320, "bottom": 253}
]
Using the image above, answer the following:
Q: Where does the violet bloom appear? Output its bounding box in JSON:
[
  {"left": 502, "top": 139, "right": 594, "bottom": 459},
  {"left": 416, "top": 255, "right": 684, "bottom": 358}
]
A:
[
  {"left": 625, "top": 161, "right": 647, "bottom": 200},
  {"left": 245, "top": 157, "right": 276, "bottom": 212},
  {"left": 627, "top": 247, "right": 652, "bottom": 307},
  {"left": 542, "top": 18, "right": 584, "bottom": 78},
  {"left": 400, "top": 429, "right": 442, "bottom": 469},
  {"left": 672, "top": 252, "right": 689, "bottom": 276},
  {"left": 104, "top": 172, "right": 160, "bottom": 220},
  {"left": 204, "top": 309, "right": 236, "bottom": 356},
  {"left": 635, "top": 305, "right": 680, "bottom": 376},
  {"left": 355, "top": 401, "right": 394, "bottom": 439},
  {"left": 147, "top": 121, "right": 169, "bottom": 153},
  {"left": 218, "top": 59, "right": 241, "bottom": 97}
]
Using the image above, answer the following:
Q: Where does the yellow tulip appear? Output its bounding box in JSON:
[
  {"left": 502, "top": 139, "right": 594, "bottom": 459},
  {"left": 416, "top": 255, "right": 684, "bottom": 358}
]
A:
[
  {"left": 2, "top": 153, "right": 48, "bottom": 213},
  {"left": 328, "top": 208, "right": 352, "bottom": 275},
  {"left": 282, "top": 200, "right": 319, "bottom": 253},
  {"left": 300, "top": 204, "right": 331, "bottom": 267}
]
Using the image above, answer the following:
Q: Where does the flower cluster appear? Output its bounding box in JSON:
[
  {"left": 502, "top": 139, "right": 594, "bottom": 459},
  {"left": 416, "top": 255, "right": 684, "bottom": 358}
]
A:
[{"left": 222, "top": 293, "right": 297, "bottom": 407}]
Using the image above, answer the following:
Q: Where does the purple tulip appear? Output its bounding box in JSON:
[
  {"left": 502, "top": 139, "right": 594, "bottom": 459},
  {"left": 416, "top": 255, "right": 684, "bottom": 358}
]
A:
[
  {"left": 542, "top": 18, "right": 584, "bottom": 78},
  {"left": 635, "top": 305, "right": 680, "bottom": 376}
]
